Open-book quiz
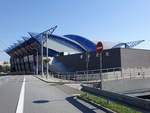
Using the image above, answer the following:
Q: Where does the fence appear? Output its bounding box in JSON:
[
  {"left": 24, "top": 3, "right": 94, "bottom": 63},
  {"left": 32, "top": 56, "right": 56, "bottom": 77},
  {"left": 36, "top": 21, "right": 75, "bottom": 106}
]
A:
[{"left": 47, "top": 67, "right": 150, "bottom": 82}]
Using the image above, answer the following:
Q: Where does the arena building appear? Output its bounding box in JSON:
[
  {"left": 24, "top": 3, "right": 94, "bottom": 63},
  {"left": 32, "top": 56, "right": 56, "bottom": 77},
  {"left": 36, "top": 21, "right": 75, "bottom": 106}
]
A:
[{"left": 5, "top": 28, "right": 146, "bottom": 75}]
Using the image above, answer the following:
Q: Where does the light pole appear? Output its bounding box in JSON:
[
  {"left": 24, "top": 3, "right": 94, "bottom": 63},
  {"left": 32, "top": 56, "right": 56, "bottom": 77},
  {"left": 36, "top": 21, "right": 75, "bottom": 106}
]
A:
[
  {"left": 41, "top": 36, "right": 44, "bottom": 76},
  {"left": 86, "top": 52, "right": 90, "bottom": 81},
  {"left": 46, "top": 33, "right": 49, "bottom": 75},
  {"left": 36, "top": 50, "right": 38, "bottom": 75},
  {"left": 28, "top": 26, "right": 58, "bottom": 76}
]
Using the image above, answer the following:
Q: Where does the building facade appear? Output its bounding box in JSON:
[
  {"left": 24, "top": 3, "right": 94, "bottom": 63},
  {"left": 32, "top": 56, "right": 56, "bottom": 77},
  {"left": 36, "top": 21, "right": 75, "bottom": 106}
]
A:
[{"left": 5, "top": 30, "right": 145, "bottom": 74}]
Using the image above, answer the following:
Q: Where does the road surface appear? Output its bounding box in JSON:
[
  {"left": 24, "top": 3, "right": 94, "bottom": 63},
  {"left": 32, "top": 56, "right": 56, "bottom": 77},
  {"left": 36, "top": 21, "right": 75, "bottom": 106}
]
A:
[{"left": 0, "top": 75, "right": 109, "bottom": 113}]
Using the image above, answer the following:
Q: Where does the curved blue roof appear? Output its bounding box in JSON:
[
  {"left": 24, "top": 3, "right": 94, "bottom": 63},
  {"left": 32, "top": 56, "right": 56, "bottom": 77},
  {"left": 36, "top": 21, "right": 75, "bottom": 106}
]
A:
[
  {"left": 112, "top": 43, "right": 129, "bottom": 48},
  {"left": 49, "top": 34, "right": 86, "bottom": 52},
  {"left": 6, "top": 29, "right": 144, "bottom": 55},
  {"left": 64, "top": 34, "right": 96, "bottom": 51},
  {"left": 28, "top": 33, "right": 87, "bottom": 53},
  {"left": 6, "top": 31, "right": 97, "bottom": 54},
  {"left": 112, "top": 40, "right": 145, "bottom": 49}
]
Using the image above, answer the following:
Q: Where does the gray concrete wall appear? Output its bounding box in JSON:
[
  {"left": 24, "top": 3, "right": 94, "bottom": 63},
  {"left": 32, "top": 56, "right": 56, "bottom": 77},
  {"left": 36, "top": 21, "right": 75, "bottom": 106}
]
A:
[
  {"left": 121, "top": 48, "right": 150, "bottom": 69},
  {"left": 102, "top": 78, "right": 150, "bottom": 95}
]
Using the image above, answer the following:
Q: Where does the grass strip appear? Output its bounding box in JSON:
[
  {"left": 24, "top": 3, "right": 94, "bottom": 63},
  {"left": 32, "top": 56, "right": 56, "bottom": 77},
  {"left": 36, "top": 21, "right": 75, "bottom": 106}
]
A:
[{"left": 80, "top": 93, "right": 141, "bottom": 113}]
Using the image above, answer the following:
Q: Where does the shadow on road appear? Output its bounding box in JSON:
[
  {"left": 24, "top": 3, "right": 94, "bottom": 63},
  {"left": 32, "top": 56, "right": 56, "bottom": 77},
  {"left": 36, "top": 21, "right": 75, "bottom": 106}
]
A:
[
  {"left": 32, "top": 100, "right": 50, "bottom": 104},
  {"left": 66, "top": 96, "right": 114, "bottom": 113},
  {"left": 66, "top": 96, "right": 97, "bottom": 113}
]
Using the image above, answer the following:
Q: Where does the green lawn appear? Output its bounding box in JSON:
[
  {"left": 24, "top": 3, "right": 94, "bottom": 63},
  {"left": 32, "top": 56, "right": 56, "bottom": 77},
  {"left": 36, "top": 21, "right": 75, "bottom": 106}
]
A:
[{"left": 80, "top": 93, "right": 141, "bottom": 113}]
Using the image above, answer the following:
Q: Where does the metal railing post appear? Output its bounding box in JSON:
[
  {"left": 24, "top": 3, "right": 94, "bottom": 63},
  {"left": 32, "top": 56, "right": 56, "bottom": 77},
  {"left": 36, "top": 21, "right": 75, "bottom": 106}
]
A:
[{"left": 99, "top": 53, "right": 102, "bottom": 90}]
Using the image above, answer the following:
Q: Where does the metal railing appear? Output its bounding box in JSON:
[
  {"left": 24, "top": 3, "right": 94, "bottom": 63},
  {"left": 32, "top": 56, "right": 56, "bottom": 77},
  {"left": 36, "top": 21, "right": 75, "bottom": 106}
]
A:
[{"left": 42, "top": 67, "right": 150, "bottom": 82}]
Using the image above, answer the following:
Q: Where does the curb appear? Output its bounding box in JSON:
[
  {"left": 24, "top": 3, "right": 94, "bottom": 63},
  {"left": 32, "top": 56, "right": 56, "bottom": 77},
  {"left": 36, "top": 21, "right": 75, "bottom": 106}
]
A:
[
  {"left": 33, "top": 76, "right": 61, "bottom": 83},
  {"left": 33, "top": 75, "right": 81, "bottom": 84},
  {"left": 77, "top": 96, "right": 116, "bottom": 113}
]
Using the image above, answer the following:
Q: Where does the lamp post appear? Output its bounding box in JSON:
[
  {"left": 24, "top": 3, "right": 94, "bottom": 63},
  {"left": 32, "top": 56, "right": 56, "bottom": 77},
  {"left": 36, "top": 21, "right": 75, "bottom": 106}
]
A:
[
  {"left": 86, "top": 52, "right": 90, "bottom": 81},
  {"left": 46, "top": 33, "right": 49, "bottom": 75},
  {"left": 42, "top": 33, "right": 49, "bottom": 76},
  {"left": 28, "top": 26, "right": 57, "bottom": 76},
  {"left": 36, "top": 50, "right": 38, "bottom": 75},
  {"left": 41, "top": 36, "right": 44, "bottom": 76}
]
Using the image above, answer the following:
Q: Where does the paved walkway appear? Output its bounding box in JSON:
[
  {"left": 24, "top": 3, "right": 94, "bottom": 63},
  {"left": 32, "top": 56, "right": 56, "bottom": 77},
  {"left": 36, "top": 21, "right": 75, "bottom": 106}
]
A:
[{"left": 36, "top": 75, "right": 82, "bottom": 90}]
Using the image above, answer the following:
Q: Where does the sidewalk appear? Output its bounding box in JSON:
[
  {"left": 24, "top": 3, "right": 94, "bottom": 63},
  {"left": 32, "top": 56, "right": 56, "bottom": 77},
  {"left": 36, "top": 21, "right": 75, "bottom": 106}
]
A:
[{"left": 35, "top": 75, "right": 82, "bottom": 90}]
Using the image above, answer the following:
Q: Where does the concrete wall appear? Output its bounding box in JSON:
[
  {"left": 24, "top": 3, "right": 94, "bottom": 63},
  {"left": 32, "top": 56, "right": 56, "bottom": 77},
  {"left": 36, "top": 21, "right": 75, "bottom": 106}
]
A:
[
  {"left": 53, "top": 48, "right": 121, "bottom": 72},
  {"left": 102, "top": 78, "right": 150, "bottom": 96},
  {"left": 121, "top": 48, "right": 150, "bottom": 69}
]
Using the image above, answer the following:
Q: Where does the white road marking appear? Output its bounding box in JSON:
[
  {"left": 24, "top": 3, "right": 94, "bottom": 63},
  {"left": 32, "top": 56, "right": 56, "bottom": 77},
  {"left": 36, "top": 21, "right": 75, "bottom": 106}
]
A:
[{"left": 16, "top": 77, "right": 26, "bottom": 113}]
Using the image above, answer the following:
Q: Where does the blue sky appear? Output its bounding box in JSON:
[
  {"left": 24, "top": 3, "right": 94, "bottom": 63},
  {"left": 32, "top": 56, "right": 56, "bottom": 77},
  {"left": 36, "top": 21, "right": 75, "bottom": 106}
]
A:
[{"left": 0, "top": 0, "right": 150, "bottom": 61}]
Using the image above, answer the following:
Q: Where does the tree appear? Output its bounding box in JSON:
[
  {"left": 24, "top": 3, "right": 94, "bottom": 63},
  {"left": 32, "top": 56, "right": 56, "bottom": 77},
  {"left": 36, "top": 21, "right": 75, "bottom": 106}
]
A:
[
  {"left": 0, "top": 65, "right": 10, "bottom": 73},
  {"left": 43, "top": 58, "right": 51, "bottom": 64}
]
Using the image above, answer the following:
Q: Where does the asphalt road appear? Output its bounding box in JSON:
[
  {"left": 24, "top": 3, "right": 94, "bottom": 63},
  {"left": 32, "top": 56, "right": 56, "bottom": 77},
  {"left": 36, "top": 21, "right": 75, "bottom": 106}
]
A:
[{"left": 0, "top": 75, "right": 108, "bottom": 113}]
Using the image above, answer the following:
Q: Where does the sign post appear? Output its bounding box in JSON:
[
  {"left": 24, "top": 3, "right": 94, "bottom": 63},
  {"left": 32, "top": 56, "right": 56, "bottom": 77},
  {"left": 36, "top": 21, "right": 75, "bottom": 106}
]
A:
[{"left": 96, "top": 42, "right": 103, "bottom": 90}]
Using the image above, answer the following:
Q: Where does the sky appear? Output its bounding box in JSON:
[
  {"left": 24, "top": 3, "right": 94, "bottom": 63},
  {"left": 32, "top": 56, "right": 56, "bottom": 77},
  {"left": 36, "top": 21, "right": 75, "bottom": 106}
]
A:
[{"left": 0, "top": 0, "right": 150, "bottom": 61}]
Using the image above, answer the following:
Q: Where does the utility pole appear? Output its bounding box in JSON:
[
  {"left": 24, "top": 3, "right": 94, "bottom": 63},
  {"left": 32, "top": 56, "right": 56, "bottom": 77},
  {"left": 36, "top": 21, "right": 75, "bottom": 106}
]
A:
[
  {"left": 41, "top": 37, "right": 44, "bottom": 76},
  {"left": 46, "top": 33, "right": 48, "bottom": 75},
  {"left": 28, "top": 26, "right": 58, "bottom": 76},
  {"left": 36, "top": 50, "right": 38, "bottom": 75},
  {"left": 86, "top": 52, "right": 90, "bottom": 81},
  {"left": 40, "top": 26, "right": 58, "bottom": 76}
]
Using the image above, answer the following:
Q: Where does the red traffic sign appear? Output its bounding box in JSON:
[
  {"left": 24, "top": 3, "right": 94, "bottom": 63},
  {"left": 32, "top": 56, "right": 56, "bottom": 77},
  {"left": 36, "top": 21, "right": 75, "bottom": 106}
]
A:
[{"left": 96, "top": 41, "right": 103, "bottom": 53}]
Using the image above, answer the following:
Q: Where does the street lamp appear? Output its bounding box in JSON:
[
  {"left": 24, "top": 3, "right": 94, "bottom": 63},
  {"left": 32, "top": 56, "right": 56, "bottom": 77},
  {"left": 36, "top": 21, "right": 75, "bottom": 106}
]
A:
[
  {"left": 28, "top": 26, "right": 57, "bottom": 76},
  {"left": 46, "top": 33, "right": 49, "bottom": 75},
  {"left": 86, "top": 52, "right": 90, "bottom": 81},
  {"left": 36, "top": 50, "right": 38, "bottom": 75},
  {"left": 41, "top": 36, "right": 44, "bottom": 76},
  {"left": 40, "top": 26, "right": 57, "bottom": 76}
]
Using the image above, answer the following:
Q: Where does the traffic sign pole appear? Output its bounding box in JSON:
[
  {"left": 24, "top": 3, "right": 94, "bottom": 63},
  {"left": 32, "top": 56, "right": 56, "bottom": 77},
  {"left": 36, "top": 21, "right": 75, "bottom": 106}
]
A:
[
  {"left": 96, "top": 42, "right": 103, "bottom": 90},
  {"left": 99, "top": 53, "right": 102, "bottom": 90}
]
